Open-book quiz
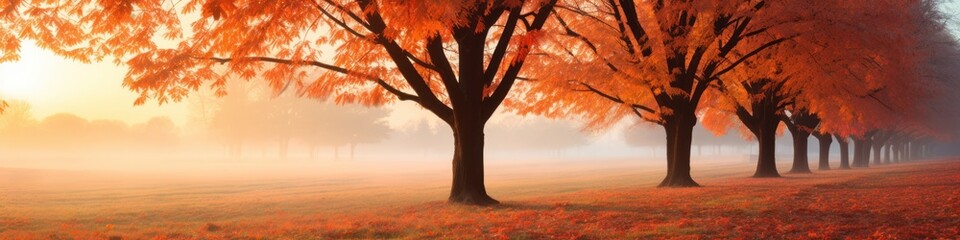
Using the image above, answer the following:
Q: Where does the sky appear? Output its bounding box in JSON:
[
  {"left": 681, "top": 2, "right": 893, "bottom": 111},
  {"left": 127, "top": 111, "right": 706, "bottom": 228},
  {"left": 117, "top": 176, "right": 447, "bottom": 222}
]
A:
[
  {"left": 0, "top": 40, "right": 188, "bottom": 125},
  {"left": 0, "top": 2, "right": 958, "bottom": 129}
]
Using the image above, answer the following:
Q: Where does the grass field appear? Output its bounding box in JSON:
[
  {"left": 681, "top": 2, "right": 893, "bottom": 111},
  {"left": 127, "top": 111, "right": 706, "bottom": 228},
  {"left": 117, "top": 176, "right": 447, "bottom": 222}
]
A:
[{"left": 1, "top": 158, "right": 958, "bottom": 239}]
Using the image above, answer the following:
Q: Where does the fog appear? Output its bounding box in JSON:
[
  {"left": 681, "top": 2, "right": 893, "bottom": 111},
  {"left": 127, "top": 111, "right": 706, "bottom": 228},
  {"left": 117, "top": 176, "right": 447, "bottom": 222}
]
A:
[
  {"left": 0, "top": 81, "right": 816, "bottom": 182},
  {"left": 0, "top": 77, "right": 816, "bottom": 178}
]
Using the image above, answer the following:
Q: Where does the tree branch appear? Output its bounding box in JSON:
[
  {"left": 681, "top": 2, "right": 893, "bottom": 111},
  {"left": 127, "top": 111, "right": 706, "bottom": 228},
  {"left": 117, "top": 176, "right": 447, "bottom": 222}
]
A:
[
  {"left": 713, "top": 36, "right": 793, "bottom": 78},
  {"left": 206, "top": 56, "right": 421, "bottom": 102},
  {"left": 481, "top": 0, "right": 558, "bottom": 122},
  {"left": 483, "top": 7, "right": 520, "bottom": 86},
  {"left": 426, "top": 35, "right": 465, "bottom": 106},
  {"left": 572, "top": 81, "right": 655, "bottom": 113}
]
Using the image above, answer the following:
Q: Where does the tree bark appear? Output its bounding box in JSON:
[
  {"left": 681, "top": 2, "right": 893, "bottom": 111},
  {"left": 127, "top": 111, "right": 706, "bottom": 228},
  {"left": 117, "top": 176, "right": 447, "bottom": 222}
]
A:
[
  {"left": 852, "top": 137, "right": 871, "bottom": 168},
  {"left": 733, "top": 80, "right": 788, "bottom": 178},
  {"left": 781, "top": 111, "right": 819, "bottom": 173},
  {"left": 883, "top": 143, "right": 891, "bottom": 164},
  {"left": 447, "top": 115, "right": 498, "bottom": 205},
  {"left": 814, "top": 133, "right": 832, "bottom": 170},
  {"left": 753, "top": 120, "right": 781, "bottom": 177},
  {"left": 658, "top": 116, "right": 700, "bottom": 187},
  {"left": 905, "top": 142, "right": 912, "bottom": 161},
  {"left": 788, "top": 131, "right": 812, "bottom": 174},
  {"left": 872, "top": 140, "right": 883, "bottom": 165},
  {"left": 836, "top": 135, "right": 851, "bottom": 169},
  {"left": 892, "top": 141, "right": 901, "bottom": 163}
]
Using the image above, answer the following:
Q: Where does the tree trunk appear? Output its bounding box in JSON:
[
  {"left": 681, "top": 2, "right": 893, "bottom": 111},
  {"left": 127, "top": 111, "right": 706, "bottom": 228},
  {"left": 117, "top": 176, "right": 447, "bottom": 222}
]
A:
[
  {"left": 892, "top": 142, "right": 901, "bottom": 163},
  {"left": 905, "top": 142, "right": 912, "bottom": 161},
  {"left": 901, "top": 142, "right": 908, "bottom": 162},
  {"left": 902, "top": 142, "right": 907, "bottom": 162},
  {"left": 789, "top": 131, "right": 812, "bottom": 173},
  {"left": 872, "top": 141, "right": 883, "bottom": 165},
  {"left": 448, "top": 116, "right": 498, "bottom": 205},
  {"left": 852, "top": 138, "right": 868, "bottom": 168},
  {"left": 921, "top": 143, "right": 928, "bottom": 159},
  {"left": 836, "top": 135, "right": 851, "bottom": 169},
  {"left": 883, "top": 143, "right": 891, "bottom": 164},
  {"left": 658, "top": 118, "right": 700, "bottom": 187},
  {"left": 753, "top": 119, "right": 781, "bottom": 178},
  {"left": 816, "top": 134, "right": 832, "bottom": 170}
]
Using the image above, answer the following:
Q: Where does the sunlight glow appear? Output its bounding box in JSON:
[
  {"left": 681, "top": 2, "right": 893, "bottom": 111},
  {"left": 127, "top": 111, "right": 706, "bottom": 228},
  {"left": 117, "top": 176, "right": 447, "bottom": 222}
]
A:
[{"left": 0, "top": 43, "right": 51, "bottom": 102}]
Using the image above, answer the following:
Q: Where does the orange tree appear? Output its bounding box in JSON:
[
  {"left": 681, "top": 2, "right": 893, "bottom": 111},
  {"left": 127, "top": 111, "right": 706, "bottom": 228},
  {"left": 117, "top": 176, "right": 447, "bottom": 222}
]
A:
[
  {"left": 3, "top": 0, "right": 559, "bottom": 205},
  {"left": 513, "top": 0, "right": 794, "bottom": 186},
  {"left": 703, "top": 0, "right": 933, "bottom": 176}
]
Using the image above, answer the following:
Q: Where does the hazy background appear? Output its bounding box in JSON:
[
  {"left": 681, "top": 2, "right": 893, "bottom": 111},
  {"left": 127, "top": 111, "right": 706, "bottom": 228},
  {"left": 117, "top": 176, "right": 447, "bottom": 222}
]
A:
[{"left": 1, "top": 2, "right": 958, "bottom": 174}]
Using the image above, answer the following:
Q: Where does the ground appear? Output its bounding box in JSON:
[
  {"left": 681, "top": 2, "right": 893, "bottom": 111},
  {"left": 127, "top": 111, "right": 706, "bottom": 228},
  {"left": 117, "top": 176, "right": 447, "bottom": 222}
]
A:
[{"left": 1, "top": 158, "right": 958, "bottom": 239}]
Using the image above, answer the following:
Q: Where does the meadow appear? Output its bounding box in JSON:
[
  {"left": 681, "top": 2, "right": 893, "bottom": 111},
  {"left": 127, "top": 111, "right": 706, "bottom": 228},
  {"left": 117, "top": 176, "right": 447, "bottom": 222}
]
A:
[{"left": 1, "top": 158, "right": 957, "bottom": 239}]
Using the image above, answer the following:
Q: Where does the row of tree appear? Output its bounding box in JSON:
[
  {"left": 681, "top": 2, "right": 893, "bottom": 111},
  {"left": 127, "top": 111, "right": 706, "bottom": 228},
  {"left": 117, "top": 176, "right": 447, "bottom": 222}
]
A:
[
  {"left": 186, "top": 79, "right": 392, "bottom": 160},
  {"left": 0, "top": 90, "right": 592, "bottom": 161},
  {"left": 2, "top": 0, "right": 959, "bottom": 205},
  {"left": 0, "top": 100, "right": 179, "bottom": 153}
]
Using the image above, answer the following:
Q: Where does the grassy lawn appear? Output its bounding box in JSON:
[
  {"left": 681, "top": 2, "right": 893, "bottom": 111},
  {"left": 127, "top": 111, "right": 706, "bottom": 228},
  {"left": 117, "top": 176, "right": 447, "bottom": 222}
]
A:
[{"left": 1, "top": 159, "right": 958, "bottom": 239}]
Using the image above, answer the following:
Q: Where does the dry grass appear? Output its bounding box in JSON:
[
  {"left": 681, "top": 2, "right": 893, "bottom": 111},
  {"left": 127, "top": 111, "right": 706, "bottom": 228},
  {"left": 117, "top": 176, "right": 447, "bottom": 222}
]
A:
[{"left": 1, "top": 158, "right": 958, "bottom": 239}]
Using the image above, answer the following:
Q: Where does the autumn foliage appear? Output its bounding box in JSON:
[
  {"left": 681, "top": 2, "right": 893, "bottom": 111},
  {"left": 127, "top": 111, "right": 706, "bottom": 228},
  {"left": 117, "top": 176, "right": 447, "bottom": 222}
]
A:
[{"left": 2, "top": 0, "right": 960, "bottom": 208}]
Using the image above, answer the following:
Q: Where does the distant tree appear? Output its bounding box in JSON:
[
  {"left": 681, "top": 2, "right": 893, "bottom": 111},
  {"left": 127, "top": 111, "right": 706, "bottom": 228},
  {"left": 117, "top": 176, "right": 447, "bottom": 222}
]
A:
[
  {"left": 396, "top": 120, "right": 450, "bottom": 157},
  {"left": 0, "top": 100, "right": 35, "bottom": 134},
  {"left": 707, "top": 77, "right": 791, "bottom": 177},
  {"left": 297, "top": 100, "right": 391, "bottom": 161},
  {"left": 208, "top": 80, "right": 267, "bottom": 159},
  {"left": 811, "top": 130, "right": 833, "bottom": 170},
  {"left": 486, "top": 117, "right": 589, "bottom": 152},
  {"left": 623, "top": 126, "right": 665, "bottom": 150},
  {"left": 87, "top": 119, "right": 130, "bottom": 147},
  {"left": 834, "top": 134, "right": 852, "bottom": 169},
  {"left": 39, "top": 113, "right": 90, "bottom": 147},
  {"left": 0, "top": 100, "right": 37, "bottom": 146},
  {"left": 131, "top": 116, "right": 179, "bottom": 147}
]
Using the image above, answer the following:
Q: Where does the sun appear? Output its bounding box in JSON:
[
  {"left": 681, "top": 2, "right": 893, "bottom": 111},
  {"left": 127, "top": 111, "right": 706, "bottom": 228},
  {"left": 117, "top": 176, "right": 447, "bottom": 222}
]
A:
[
  {"left": 0, "top": 42, "right": 52, "bottom": 102},
  {"left": 0, "top": 76, "right": 41, "bottom": 100}
]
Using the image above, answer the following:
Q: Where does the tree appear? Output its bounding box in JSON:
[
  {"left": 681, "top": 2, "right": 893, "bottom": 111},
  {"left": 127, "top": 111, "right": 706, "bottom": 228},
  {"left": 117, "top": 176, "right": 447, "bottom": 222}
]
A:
[
  {"left": 297, "top": 99, "right": 391, "bottom": 161},
  {"left": 712, "top": 78, "right": 791, "bottom": 178},
  {"left": 0, "top": 100, "right": 37, "bottom": 147},
  {"left": 208, "top": 80, "right": 267, "bottom": 160},
  {"left": 781, "top": 110, "right": 820, "bottom": 174},
  {"left": 514, "top": 0, "right": 793, "bottom": 186},
  {"left": 0, "top": 100, "right": 35, "bottom": 134},
  {"left": 834, "top": 134, "right": 851, "bottom": 169},
  {"left": 38, "top": 113, "right": 90, "bottom": 148},
  {"left": 6, "top": 0, "right": 559, "bottom": 205},
  {"left": 131, "top": 116, "right": 180, "bottom": 148},
  {"left": 87, "top": 119, "right": 130, "bottom": 148},
  {"left": 811, "top": 130, "right": 832, "bottom": 170},
  {"left": 486, "top": 117, "right": 589, "bottom": 152}
]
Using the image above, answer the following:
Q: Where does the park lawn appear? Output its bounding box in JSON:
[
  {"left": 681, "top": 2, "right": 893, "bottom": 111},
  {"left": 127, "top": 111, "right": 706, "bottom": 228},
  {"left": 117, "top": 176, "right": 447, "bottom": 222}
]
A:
[{"left": 1, "top": 160, "right": 958, "bottom": 239}]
